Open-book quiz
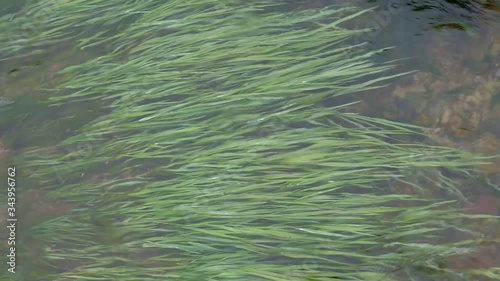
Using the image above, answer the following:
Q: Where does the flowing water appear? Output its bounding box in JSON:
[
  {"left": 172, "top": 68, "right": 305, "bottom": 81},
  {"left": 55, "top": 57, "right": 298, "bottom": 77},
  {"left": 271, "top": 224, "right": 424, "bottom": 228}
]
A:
[{"left": 0, "top": 0, "right": 499, "bottom": 279}]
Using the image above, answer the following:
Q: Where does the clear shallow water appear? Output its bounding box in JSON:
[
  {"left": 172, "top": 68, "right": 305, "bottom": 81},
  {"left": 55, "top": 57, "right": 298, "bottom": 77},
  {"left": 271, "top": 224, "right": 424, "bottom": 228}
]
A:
[
  {"left": 344, "top": 0, "right": 500, "bottom": 273},
  {"left": 0, "top": 0, "right": 499, "bottom": 279}
]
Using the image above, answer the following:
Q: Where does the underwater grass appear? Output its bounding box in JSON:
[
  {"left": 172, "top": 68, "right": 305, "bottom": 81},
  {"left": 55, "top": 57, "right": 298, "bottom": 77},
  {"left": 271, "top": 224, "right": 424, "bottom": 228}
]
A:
[{"left": 2, "top": 1, "right": 499, "bottom": 280}]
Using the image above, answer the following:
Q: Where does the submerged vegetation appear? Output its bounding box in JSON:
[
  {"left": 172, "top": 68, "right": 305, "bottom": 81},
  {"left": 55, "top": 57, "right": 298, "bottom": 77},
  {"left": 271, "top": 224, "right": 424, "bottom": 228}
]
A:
[{"left": 1, "top": 1, "right": 499, "bottom": 280}]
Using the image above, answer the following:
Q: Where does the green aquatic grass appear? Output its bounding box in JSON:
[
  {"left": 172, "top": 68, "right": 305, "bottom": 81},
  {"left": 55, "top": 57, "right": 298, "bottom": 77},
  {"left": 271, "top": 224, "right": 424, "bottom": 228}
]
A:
[{"left": 2, "top": 1, "right": 499, "bottom": 281}]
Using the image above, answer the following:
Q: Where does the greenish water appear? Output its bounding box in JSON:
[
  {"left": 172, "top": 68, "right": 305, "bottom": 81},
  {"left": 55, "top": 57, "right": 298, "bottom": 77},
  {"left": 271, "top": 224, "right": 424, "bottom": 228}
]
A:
[{"left": 0, "top": 1, "right": 499, "bottom": 281}]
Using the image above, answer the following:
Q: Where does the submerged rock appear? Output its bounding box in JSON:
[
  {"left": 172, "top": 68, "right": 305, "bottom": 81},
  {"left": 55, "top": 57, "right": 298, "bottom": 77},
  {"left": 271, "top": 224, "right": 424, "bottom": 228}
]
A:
[{"left": 391, "top": 31, "right": 499, "bottom": 144}]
